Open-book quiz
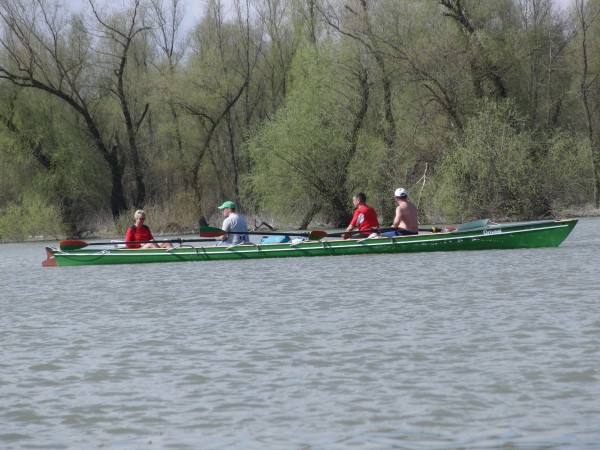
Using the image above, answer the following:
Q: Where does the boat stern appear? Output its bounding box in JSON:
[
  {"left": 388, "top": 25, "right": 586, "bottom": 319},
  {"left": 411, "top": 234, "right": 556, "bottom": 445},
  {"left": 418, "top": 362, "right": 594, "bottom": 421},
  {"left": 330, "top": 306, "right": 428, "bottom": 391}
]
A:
[{"left": 42, "top": 247, "right": 57, "bottom": 267}]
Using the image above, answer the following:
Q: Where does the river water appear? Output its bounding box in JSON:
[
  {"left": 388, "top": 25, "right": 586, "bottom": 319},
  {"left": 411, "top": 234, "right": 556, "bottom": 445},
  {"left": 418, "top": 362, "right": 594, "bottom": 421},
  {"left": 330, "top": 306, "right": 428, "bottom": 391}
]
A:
[{"left": 1, "top": 218, "right": 599, "bottom": 449}]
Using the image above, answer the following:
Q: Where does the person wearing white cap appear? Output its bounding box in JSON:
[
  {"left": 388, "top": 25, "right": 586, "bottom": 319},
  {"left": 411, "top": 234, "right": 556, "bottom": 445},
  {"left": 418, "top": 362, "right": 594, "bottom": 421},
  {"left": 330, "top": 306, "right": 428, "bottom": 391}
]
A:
[{"left": 384, "top": 188, "right": 419, "bottom": 236}]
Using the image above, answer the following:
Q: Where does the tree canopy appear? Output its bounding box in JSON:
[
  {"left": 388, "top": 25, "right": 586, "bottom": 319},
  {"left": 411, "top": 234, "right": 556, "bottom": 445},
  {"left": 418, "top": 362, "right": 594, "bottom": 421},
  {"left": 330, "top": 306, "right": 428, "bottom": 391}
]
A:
[{"left": 0, "top": 0, "right": 598, "bottom": 240}]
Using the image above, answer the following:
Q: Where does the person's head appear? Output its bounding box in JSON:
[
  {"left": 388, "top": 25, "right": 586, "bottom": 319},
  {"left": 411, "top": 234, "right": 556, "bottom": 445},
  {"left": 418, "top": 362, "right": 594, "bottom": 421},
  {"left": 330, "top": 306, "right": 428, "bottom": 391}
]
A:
[
  {"left": 218, "top": 200, "right": 237, "bottom": 216},
  {"left": 134, "top": 209, "right": 146, "bottom": 223},
  {"left": 394, "top": 188, "right": 408, "bottom": 200},
  {"left": 353, "top": 192, "right": 367, "bottom": 206}
]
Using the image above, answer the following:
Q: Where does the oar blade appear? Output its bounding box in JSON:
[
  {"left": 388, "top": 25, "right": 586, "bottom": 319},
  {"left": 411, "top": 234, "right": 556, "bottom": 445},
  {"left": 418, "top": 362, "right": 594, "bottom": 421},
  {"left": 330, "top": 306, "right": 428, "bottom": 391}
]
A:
[
  {"left": 59, "top": 240, "right": 88, "bottom": 251},
  {"left": 198, "top": 226, "right": 226, "bottom": 238},
  {"left": 308, "top": 230, "right": 327, "bottom": 240}
]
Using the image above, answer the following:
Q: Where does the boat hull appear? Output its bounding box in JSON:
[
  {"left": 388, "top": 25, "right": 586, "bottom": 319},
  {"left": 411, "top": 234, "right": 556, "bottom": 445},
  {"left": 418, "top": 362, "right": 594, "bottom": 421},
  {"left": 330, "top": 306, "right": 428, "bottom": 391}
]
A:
[{"left": 42, "top": 219, "right": 578, "bottom": 267}]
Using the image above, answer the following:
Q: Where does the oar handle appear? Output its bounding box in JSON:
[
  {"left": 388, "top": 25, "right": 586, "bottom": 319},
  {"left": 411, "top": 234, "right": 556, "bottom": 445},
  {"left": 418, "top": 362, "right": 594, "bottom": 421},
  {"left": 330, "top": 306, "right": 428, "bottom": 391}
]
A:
[
  {"left": 59, "top": 237, "right": 214, "bottom": 251},
  {"left": 328, "top": 225, "right": 453, "bottom": 239},
  {"left": 199, "top": 226, "right": 326, "bottom": 239},
  {"left": 325, "top": 228, "right": 383, "bottom": 238}
]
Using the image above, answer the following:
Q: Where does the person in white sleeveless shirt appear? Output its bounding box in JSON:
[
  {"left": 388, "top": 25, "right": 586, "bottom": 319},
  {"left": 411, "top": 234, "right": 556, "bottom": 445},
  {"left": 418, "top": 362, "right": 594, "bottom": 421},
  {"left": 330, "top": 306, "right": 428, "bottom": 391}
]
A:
[{"left": 381, "top": 188, "right": 419, "bottom": 236}]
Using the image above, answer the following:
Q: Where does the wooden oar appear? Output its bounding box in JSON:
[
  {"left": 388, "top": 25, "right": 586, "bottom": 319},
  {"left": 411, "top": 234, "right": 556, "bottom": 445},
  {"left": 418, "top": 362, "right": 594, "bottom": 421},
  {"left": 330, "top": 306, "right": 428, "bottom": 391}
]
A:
[
  {"left": 198, "top": 224, "right": 454, "bottom": 242},
  {"left": 199, "top": 226, "right": 328, "bottom": 240},
  {"left": 326, "top": 225, "right": 456, "bottom": 239},
  {"left": 324, "top": 227, "right": 394, "bottom": 238},
  {"left": 326, "top": 227, "right": 409, "bottom": 238},
  {"left": 59, "top": 237, "right": 214, "bottom": 251}
]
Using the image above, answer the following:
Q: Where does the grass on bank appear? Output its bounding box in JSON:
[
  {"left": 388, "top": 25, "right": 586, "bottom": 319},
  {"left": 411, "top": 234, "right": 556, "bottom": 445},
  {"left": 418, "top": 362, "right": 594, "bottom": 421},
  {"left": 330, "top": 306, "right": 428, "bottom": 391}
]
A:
[{"left": 0, "top": 193, "right": 291, "bottom": 243}]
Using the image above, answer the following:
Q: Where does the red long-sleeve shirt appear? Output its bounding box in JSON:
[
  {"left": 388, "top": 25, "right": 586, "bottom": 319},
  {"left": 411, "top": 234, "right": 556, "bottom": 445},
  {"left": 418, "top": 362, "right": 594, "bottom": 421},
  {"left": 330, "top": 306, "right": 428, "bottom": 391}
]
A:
[{"left": 125, "top": 225, "right": 154, "bottom": 248}]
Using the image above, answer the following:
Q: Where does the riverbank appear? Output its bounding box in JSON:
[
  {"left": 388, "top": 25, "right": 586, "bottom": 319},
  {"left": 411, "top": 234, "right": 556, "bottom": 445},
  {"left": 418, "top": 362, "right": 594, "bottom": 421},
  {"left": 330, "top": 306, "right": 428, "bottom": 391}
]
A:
[{"left": 2, "top": 205, "right": 598, "bottom": 245}]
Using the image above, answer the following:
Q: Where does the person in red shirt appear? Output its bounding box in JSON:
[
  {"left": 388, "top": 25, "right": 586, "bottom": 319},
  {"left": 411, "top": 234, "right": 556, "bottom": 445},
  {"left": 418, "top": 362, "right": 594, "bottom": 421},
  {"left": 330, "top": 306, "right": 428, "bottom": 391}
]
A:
[
  {"left": 125, "top": 209, "right": 173, "bottom": 249},
  {"left": 343, "top": 192, "right": 379, "bottom": 239}
]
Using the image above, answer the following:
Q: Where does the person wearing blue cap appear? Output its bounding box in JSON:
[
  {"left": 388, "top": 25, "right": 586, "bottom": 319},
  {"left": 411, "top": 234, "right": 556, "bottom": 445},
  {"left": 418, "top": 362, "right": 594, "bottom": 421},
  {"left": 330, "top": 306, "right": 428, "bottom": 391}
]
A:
[{"left": 216, "top": 201, "right": 249, "bottom": 246}]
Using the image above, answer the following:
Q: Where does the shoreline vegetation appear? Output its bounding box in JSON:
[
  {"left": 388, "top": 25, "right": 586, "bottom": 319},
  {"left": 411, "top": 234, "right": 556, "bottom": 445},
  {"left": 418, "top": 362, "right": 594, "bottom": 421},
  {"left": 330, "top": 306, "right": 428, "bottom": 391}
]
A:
[
  {"left": 3, "top": 205, "right": 598, "bottom": 245},
  {"left": 2, "top": 1, "right": 600, "bottom": 244}
]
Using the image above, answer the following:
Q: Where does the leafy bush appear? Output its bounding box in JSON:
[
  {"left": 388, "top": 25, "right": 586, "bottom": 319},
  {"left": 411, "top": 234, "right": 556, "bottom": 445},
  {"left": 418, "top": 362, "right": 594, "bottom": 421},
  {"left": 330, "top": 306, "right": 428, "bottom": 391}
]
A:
[
  {"left": 426, "top": 100, "right": 549, "bottom": 222},
  {"left": 0, "top": 194, "right": 63, "bottom": 242},
  {"left": 538, "top": 132, "right": 595, "bottom": 210},
  {"left": 244, "top": 47, "right": 355, "bottom": 227}
]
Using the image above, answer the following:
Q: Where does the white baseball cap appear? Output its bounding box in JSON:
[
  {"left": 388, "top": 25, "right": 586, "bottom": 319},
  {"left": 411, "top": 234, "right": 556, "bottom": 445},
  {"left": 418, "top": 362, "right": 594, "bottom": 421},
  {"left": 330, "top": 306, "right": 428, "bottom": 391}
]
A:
[{"left": 394, "top": 188, "right": 408, "bottom": 198}]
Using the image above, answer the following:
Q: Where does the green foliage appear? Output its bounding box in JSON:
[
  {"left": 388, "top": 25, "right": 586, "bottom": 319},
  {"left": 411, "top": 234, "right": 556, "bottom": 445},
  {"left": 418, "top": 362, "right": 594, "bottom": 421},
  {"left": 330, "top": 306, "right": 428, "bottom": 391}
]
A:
[
  {"left": 19, "top": 91, "right": 110, "bottom": 209},
  {"left": 346, "top": 132, "right": 397, "bottom": 223},
  {"left": 425, "top": 100, "right": 546, "bottom": 222},
  {"left": 539, "top": 132, "right": 596, "bottom": 209},
  {"left": 1, "top": 0, "right": 599, "bottom": 242},
  {"left": 244, "top": 46, "right": 358, "bottom": 226},
  {"left": 0, "top": 194, "right": 63, "bottom": 242}
]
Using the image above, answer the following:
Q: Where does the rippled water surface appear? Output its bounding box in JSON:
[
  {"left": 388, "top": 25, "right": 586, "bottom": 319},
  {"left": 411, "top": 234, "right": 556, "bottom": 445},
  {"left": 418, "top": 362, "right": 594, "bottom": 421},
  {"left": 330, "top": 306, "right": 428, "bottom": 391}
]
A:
[{"left": 1, "top": 218, "right": 600, "bottom": 449}]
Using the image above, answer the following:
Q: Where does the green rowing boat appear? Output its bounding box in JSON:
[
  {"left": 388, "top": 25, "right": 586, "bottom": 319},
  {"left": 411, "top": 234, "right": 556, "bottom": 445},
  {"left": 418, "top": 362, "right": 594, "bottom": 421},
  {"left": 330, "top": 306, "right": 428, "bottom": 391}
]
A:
[{"left": 42, "top": 218, "right": 578, "bottom": 267}]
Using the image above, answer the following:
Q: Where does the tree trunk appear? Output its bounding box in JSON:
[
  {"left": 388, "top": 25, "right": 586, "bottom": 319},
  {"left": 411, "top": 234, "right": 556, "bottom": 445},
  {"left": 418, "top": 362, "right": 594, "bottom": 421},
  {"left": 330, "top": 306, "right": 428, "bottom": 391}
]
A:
[
  {"left": 107, "top": 143, "right": 129, "bottom": 218},
  {"left": 577, "top": 0, "right": 600, "bottom": 207}
]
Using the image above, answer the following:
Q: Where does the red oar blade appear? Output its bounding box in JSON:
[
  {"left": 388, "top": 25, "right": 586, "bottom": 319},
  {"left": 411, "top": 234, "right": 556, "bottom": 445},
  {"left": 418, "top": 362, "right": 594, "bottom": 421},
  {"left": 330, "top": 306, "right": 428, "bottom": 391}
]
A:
[
  {"left": 59, "top": 240, "right": 88, "bottom": 251},
  {"left": 308, "top": 230, "right": 327, "bottom": 240},
  {"left": 198, "top": 226, "right": 226, "bottom": 238}
]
